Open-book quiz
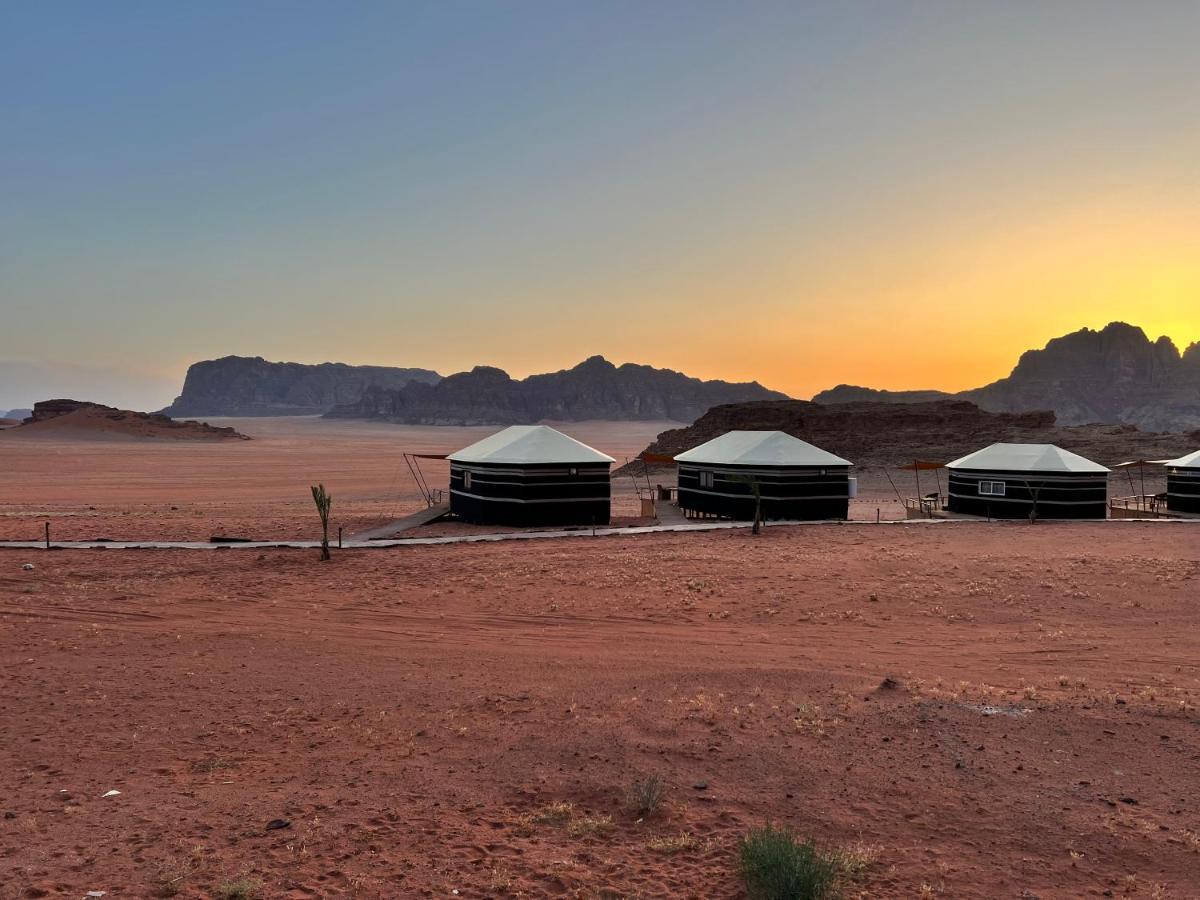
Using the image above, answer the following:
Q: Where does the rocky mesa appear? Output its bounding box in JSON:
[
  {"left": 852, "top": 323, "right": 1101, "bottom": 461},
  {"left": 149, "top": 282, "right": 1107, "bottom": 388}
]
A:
[
  {"left": 814, "top": 322, "right": 1200, "bottom": 431},
  {"left": 2, "top": 399, "right": 250, "bottom": 441},
  {"left": 325, "top": 355, "right": 788, "bottom": 425},
  {"left": 624, "top": 398, "right": 1198, "bottom": 473},
  {"left": 161, "top": 356, "right": 442, "bottom": 417}
]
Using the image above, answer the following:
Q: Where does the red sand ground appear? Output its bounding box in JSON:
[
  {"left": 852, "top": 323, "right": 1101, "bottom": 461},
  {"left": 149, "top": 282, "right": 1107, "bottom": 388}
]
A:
[
  {"left": 0, "top": 416, "right": 1043, "bottom": 543},
  {"left": 0, "top": 418, "right": 674, "bottom": 542},
  {"left": 2, "top": 524, "right": 1199, "bottom": 898}
]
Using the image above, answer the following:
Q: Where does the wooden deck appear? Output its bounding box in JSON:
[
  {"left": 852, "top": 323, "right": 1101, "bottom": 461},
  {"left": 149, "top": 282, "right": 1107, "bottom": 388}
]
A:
[{"left": 346, "top": 502, "right": 450, "bottom": 541}]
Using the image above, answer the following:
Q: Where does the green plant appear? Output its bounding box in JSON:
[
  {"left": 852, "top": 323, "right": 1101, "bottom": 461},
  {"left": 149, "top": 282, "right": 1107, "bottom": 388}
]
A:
[
  {"left": 728, "top": 473, "right": 765, "bottom": 533},
  {"left": 627, "top": 774, "right": 667, "bottom": 817},
  {"left": 310, "top": 483, "right": 332, "bottom": 561},
  {"left": 739, "top": 825, "right": 840, "bottom": 900}
]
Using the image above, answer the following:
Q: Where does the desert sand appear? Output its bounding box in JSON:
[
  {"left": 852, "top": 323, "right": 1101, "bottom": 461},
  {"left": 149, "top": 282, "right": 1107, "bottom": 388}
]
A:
[
  {"left": 2, "top": 524, "right": 1199, "bottom": 898},
  {"left": 5, "top": 415, "right": 1158, "bottom": 544},
  {"left": 0, "top": 418, "right": 675, "bottom": 542},
  {"left": 3, "top": 418, "right": 1199, "bottom": 898}
]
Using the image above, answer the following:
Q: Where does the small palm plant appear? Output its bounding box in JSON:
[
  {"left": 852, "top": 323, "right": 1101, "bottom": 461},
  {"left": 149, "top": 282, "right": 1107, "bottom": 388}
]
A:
[
  {"left": 311, "top": 483, "right": 332, "bottom": 560},
  {"left": 728, "top": 473, "right": 764, "bottom": 534}
]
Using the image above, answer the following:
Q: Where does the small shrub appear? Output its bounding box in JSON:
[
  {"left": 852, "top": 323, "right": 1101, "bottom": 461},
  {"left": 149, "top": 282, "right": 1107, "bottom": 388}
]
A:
[
  {"left": 627, "top": 774, "right": 667, "bottom": 817},
  {"left": 739, "top": 825, "right": 840, "bottom": 900}
]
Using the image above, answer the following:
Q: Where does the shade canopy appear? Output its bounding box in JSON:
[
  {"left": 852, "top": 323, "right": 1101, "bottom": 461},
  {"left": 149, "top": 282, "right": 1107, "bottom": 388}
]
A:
[
  {"left": 1165, "top": 449, "right": 1200, "bottom": 469},
  {"left": 447, "top": 425, "right": 614, "bottom": 465},
  {"left": 674, "top": 430, "right": 851, "bottom": 467},
  {"left": 947, "top": 442, "right": 1109, "bottom": 474}
]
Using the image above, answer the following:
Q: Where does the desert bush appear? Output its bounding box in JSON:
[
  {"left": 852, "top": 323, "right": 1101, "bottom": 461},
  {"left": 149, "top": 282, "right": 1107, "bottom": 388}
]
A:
[
  {"left": 739, "top": 825, "right": 840, "bottom": 900},
  {"left": 627, "top": 774, "right": 667, "bottom": 817}
]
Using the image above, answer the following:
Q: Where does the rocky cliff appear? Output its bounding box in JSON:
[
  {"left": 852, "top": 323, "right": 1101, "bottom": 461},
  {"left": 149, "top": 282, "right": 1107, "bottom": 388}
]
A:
[
  {"left": 326, "top": 356, "right": 788, "bottom": 425},
  {"left": 812, "top": 323, "right": 1200, "bottom": 431},
  {"left": 161, "top": 356, "right": 442, "bottom": 417},
  {"left": 623, "top": 398, "right": 1197, "bottom": 473},
  {"left": 811, "top": 386, "right": 954, "bottom": 405}
]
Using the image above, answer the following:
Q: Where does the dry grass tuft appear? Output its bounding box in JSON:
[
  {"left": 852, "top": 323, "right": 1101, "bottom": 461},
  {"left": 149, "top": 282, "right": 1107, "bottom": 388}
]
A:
[
  {"left": 568, "top": 814, "right": 615, "bottom": 837},
  {"left": 212, "top": 877, "right": 260, "bottom": 900},
  {"left": 646, "top": 832, "right": 700, "bottom": 855},
  {"left": 829, "top": 841, "right": 881, "bottom": 879},
  {"left": 531, "top": 801, "right": 574, "bottom": 826}
]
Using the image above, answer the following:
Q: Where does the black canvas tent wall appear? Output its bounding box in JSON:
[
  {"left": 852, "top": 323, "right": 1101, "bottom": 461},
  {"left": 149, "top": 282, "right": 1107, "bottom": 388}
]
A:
[
  {"left": 946, "top": 443, "right": 1109, "bottom": 519},
  {"left": 448, "top": 425, "right": 613, "bottom": 527},
  {"left": 675, "top": 430, "right": 853, "bottom": 521},
  {"left": 1166, "top": 450, "right": 1200, "bottom": 514}
]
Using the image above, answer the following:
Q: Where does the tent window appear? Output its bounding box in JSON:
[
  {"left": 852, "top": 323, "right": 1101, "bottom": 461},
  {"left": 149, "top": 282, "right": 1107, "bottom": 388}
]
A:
[
  {"left": 700, "top": 471, "right": 715, "bottom": 489},
  {"left": 979, "top": 480, "right": 1005, "bottom": 496},
  {"left": 463, "top": 471, "right": 473, "bottom": 490}
]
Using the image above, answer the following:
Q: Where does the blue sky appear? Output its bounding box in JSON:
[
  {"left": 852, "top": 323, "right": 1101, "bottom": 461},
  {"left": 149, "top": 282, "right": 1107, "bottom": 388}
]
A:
[{"left": 2, "top": 1, "right": 1197, "bottom": 410}]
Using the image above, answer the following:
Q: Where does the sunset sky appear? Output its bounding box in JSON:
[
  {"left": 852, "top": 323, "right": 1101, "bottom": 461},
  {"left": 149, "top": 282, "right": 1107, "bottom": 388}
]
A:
[{"left": 2, "top": 1, "right": 1198, "bottom": 409}]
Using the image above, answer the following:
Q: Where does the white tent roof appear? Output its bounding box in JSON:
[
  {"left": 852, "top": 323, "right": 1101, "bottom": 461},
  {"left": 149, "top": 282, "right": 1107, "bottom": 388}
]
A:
[
  {"left": 1165, "top": 449, "right": 1200, "bottom": 469},
  {"left": 448, "top": 425, "right": 614, "bottom": 465},
  {"left": 674, "top": 430, "right": 852, "bottom": 467},
  {"left": 947, "top": 442, "right": 1109, "bottom": 473}
]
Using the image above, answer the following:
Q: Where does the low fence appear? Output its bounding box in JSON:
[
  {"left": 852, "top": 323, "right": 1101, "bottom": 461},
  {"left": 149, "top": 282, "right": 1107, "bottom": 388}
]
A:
[{"left": 1109, "top": 494, "right": 1168, "bottom": 519}]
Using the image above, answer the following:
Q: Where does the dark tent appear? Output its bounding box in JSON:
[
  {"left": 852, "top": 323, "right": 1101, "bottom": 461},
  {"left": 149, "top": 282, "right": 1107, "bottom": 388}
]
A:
[
  {"left": 946, "top": 443, "right": 1108, "bottom": 519},
  {"left": 448, "top": 425, "right": 613, "bottom": 527},
  {"left": 675, "top": 430, "right": 853, "bottom": 521},
  {"left": 1165, "top": 450, "right": 1200, "bottom": 515}
]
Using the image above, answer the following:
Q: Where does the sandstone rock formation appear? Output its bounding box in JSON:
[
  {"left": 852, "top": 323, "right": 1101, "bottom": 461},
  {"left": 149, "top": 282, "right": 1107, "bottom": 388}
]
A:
[
  {"left": 813, "top": 323, "right": 1200, "bottom": 431},
  {"left": 161, "top": 356, "right": 442, "bottom": 417},
  {"left": 326, "top": 355, "right": 787, "bottom": 425},
  {"left": 6, "top": 399, "right": 249, "bottom": 441},
  {"left": 622, "top": 398, "right": 1198, "bottom": 473},
  {"left": 812, "top": 386, "right": 954, "bottom": 405}
]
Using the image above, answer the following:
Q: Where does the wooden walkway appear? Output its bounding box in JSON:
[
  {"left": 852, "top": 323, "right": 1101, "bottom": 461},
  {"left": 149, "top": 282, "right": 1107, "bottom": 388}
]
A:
[
  {"left": 1, "top": 516, "right": 1195, "bottom": 554},
  {"left": 346, "top": 502, "right": 450, "bottom": 542},
  {"left": 654, "top": 501, "right": 690, "bottom": 525}
]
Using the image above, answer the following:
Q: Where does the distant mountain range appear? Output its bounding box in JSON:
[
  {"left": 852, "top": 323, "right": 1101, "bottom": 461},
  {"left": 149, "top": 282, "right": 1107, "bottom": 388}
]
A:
[
  {"left": 814, "top": 322, "right": 1200, "bottom": 432},
  {"left": 326, "top": 356, "right": 788, "bottom": 425},
  {"left": 161, "top": 356, "right": 442, "bottom": 417}
]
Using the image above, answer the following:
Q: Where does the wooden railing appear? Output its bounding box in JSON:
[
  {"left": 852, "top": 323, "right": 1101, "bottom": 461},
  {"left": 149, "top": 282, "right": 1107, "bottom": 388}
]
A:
[
  {"left": 1109, "top": 494, "right": 1167, "bottom": 518},
  {"left": 902, "top": 495, "right": 943, "bottom": 519}
]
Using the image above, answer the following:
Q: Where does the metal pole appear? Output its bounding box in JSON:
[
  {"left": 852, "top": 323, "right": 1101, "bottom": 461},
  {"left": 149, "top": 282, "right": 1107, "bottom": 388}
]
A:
[
  {"left": 338, "top": 526, "right": 343, "bottom": 549},
  {"left": 45, "top": 522, "right": 50, "bottom": 550}
]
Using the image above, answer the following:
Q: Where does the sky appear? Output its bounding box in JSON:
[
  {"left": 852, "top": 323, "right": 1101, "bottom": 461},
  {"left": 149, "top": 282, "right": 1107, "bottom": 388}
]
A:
[{"left": 2, "top": 1, "right": 1198, "bottom": 410}]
